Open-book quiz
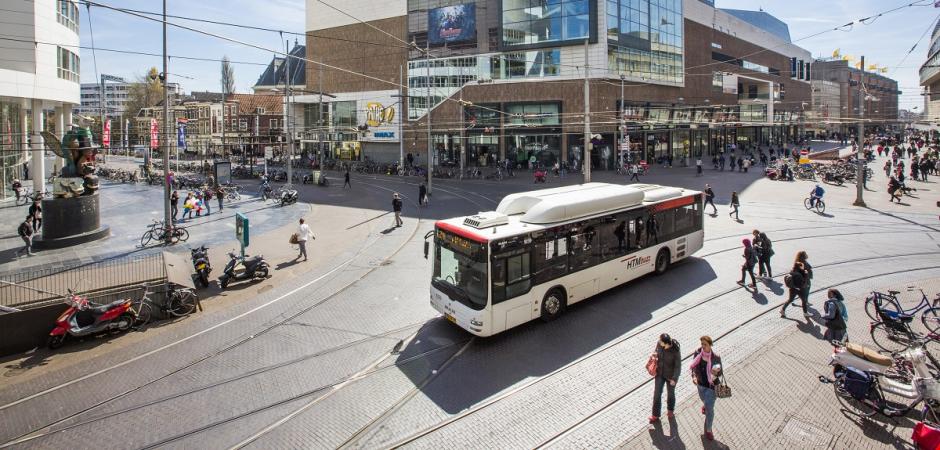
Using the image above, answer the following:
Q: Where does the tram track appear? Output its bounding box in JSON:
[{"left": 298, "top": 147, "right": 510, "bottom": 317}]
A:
[
  {"left": 381, "top": 251, "right": 940, "bottom": 449},
  {"left": 538, "top": 264, "right": 940, "bottom": 448},
  {"left": 0, "top": 182, "right": 429, "bottom": 448}
]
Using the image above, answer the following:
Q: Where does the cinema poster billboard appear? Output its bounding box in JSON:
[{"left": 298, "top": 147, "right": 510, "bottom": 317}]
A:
[{"left": 428, "top": 4, "right": 476, "bottom": 45}]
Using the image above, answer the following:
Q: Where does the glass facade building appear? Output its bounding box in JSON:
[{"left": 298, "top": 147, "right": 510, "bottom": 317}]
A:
[
  {"left": 501, "top": 0, "right": 594, "bottom": 48},
  {"left": 606, "top": 0, "right": 683, "bottom": 85}
]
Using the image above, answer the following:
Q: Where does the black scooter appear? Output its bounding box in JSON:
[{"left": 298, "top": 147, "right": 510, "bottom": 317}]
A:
[
  {"left": 218, "top": 251, "right": 270, "bottom": 289},
  {"left": 190, "top": 245, "right": 211, "bottom": 288}
]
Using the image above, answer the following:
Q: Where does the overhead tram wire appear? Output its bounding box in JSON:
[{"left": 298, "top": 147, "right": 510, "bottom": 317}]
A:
[
  {"left": 76, "top": 0, "right": 932, "bottom": 80},
  {"left": 887, "top": 12, "right": 940, "bottom": 76},
  {"left": 79, "top": 0, "right": 512, "bottom": 119},
  {"left": 0, "top": 36, "right": 269, "bottom": 66}
]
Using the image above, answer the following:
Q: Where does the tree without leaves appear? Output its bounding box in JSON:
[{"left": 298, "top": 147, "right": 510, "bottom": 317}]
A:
[
  {"left": 123, "top": 67, "right": 164, "bottom": 145},
  {"left": 221, "top": 56, "right": 235, "bottom": 95}
]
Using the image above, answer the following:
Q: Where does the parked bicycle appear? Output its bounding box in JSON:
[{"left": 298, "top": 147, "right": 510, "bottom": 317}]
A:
[
  {"left": 864, "top": 288, "right": 940, "bottom": 334},
  {"left": 131, "top": 285, "right": 200, "bottom": 329},
  {"left": 139, "top": 221, "right": 190, "bottom": 247}
]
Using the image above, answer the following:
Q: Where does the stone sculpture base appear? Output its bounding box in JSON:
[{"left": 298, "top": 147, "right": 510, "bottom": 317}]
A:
[{"left": 33, "top": 194, "right": 110, "bottom": 249}]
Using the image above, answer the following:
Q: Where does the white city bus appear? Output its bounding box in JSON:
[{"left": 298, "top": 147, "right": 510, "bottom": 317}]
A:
[{"left": 428, "top": 183, "right": 704, "bottom": 336}]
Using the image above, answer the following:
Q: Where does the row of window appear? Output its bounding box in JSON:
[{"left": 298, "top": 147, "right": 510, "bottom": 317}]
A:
[
  {"left": 712, "top": 52, "right": 781, "bottom": 76},
  {"left": 490, "top": 198, "right": 702, "bottom": 303},
  {"left": 57, "top": 47, "right": 79, "bottom": 83},
  {"left": 57, "top": 0, "right": 78, "bottom": 33},
  {"left": 501, "top": 0, "right": 592, "bottom": 47}
]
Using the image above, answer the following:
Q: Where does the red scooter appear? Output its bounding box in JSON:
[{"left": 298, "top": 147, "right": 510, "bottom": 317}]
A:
[{"left": 47, "top": 291, "right": 136, "bottom": 349}]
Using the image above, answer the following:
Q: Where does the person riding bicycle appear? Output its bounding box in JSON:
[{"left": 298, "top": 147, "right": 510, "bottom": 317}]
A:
[{"left": 809, "top": 184, "right": 825, "bottom": 208}]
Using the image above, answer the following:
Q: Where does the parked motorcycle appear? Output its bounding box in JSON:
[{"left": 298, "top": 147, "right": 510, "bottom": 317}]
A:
[
  {"left": 823, "top": 340, "right": 940, "bottom": 419},
  {"left": 47, "top": 291, "right": 135, "bottom": 349},
  {"left": 190, "top": 245, "right": 211, "bottom": 288},
  {"left": 279, "top": 188, "right": 298, "bottom": 206},
  {"left": 218, "top": 251, "right": 270, "bottom": 289}
]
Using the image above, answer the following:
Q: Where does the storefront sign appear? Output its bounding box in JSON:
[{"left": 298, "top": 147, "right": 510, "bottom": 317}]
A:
[
  {"left": 366, "top": 102, "right": 395, "bottom": 127},
  {"left": 374, "top": 131, "right": 395, "bottom": 138}
]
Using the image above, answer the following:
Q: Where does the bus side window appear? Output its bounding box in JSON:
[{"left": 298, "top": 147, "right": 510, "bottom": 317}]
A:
[
  {"left": 505, "top": 253, "right": 532, "bottom": 299},
  {"left": 633, "top": 215, "right": 645, "bottom": 250},
  {"left": 492, "top": 257, "right": 507, "bottom": 304}
]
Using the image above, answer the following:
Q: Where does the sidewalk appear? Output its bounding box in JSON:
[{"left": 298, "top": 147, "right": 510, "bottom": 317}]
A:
[{"left": 622, "top": 276, "right": 940, "bottom": 449}]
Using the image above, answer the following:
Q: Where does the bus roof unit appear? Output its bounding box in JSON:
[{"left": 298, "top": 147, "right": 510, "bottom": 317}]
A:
[{"left": 497, "top": 183, "right": 646, "bottom": 225}]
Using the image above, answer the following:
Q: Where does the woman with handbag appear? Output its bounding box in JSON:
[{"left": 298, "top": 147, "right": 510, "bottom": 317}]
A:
[
  {"left": 690, "top": 336, "right": 723, "bottom": 441},
  {"left": 649, "top": 333, "right": 681, "bottom": 423}
]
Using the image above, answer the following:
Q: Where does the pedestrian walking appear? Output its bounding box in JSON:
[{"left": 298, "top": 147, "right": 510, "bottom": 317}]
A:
[
  {"left": 737, "top": 239, "right": 757, "bottom": 288},
  {"left": 823, "top": 289, "right": 848, "bottom": 343},
  {"left": 418, "top": 183, "right": 427, "bottom": 206},
  {"left": 728, "top": 191, "right": 740, "bottom": 220},
  {"left": 704, "top": 184, "right": 717, "bottom": 215},
  {"left": 216, "top": 185, "right": 224, "bottom": 211},
  {"left": 203, "top": 188, "right": 212, "bottom": 216},
  {"left": 797, "top": 250, "right": 813, "bottom": 307},
  {"left": 16, "top": 216, "right": 33, "bottom": 257},
  {"left": 630, "top": 164, "right": 641, "bottom": 182},
  {"left": 753, "top": 230, "right": 773, "bottom": 278},
  {"left": 696, "top": 158, "right": 703, "bottom": 176},
  {"left": 729, "top": 155, "right": 736, "bottom": 171},
  {"left": 294, "top": 218, "right": 314, "bottom": 261},
  {"left": 344, "top": 169, "right": 351, "bottom": 189},
  {"left": 690, "top": 336, "right": 722, "bottom": 441},
  {"left": 170, "top": 190, "right": 179, "bottom": 222},
  {"left": 737, "top": 156, "right": 744, "bottom": 172},
  {"left": 181, "top": 193, "right": 194, "bottom": 221},
  {"left": 392, "top": 193, "right": 403, "bottom": 227},
  {"left": 28, "top": 199, "right": 42, "bottom": 234},
  {"left": 780, "top": 261, "right": 810, "bottom": 318},
  {"left": 649, "top": 334, "right": 681, "bottom": 423}
]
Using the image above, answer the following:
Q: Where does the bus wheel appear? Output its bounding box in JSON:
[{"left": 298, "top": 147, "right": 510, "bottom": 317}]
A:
[
  {"left": 540, "top": 288, "right": 566, "bottom": 322},
  {"left": 654, "top": 248, "right": 671, "bottom": 275}
]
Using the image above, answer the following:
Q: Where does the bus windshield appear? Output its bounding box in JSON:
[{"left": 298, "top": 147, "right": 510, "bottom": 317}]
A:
[{"left": 432, "top": 229, "right": 488, "bottom": 311}]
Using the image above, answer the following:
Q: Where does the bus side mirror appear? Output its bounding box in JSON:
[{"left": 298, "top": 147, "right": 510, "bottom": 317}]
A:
[{"left": 424, "top": 241, "right": 429, "bottom": 259}]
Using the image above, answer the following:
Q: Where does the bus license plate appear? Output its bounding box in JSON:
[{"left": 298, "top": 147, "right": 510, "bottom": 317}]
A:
[{"left": 445, "top": 313, "right": 456, "bottom": 323}]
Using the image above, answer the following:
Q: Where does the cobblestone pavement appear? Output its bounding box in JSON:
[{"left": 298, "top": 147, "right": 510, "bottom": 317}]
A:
[{"left": 0, "top": 146, "right": 938, "bottom": 449}]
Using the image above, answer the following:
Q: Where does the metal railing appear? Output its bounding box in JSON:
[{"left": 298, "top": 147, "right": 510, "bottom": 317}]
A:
[{"left": 0, "top": 253, "right": 166, "bottom": 309}]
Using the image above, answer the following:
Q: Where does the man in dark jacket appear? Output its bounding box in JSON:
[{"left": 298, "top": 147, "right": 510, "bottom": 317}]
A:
[
  {"left": 753, "top": 230, "right": 773, "bottom": 278},
  {"left": 16, "top": 216, "right": 33, "bottom": 257},
  {"left": 392, "top": 193, "right": 403, "bottom": 227},
  {"left": 823, "top": 289, "right": 848, "bottom": 342},
  {"left": 650, "top": 334, "right": 681, "bottom": 422},
  {"left": 704, "top": 184, "right": 717, "bottom": 215}
]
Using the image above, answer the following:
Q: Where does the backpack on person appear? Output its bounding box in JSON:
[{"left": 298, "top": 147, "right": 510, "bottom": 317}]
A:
[{"left": 17, "top": 221, "right": 30, "bottom": 238}]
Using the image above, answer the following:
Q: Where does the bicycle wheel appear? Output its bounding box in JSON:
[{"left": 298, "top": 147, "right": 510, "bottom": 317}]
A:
[
  {"left": 870, "top": 321, "right": 916, "bottom": 353},
  {"left": 175, "top": 227, "right": 189, "bottom": 243},
  {"left": 803, "top": 198, "right": 811, "bottom": 210},
  {"left": 133, "top": 302, "right": 153, "bottom": 329},
  {"left": 140, "top": 230, "right": 153, "bottom": 248},
  {"left": 167, "top": 289, "right": 197, "bottom": 316},
  {"left": 922, "top": 307, "right": 940, "bottom": 334},
  {"left": 815, "top": 201, "right": 826, "bottom": 214},
  {"left": 833, "top": 374, "right": 878, "bottom": 417},
  {"left": 864, "top": 294, "right": 882, "bottom": 321}
]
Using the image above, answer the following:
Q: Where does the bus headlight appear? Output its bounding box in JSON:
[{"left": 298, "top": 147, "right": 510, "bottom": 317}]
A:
[{"left": 470, "top": 318, "right": 483, "bottom": 327}]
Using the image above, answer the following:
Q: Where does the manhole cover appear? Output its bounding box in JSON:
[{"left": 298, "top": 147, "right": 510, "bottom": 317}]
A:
[{"left": 781, "top": 418, "right": 832, "bottom": 447}]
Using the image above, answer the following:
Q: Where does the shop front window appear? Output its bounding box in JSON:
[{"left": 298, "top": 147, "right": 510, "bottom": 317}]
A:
[
  {"left": 509, "top": 134, "right": 560, "bottom": 168},
  {"left": 502, "top": 0, "right": 593, "bottom": 48}
]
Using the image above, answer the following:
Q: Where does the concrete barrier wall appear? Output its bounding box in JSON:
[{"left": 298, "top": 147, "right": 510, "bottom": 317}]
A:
[{"left": 0, "top": 303, "right": 68, "bottom": 356}]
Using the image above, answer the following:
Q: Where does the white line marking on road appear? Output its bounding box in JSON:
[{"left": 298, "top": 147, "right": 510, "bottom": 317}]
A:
[{"left": 0, "top": 253, "right": 361, "bottom": 412}]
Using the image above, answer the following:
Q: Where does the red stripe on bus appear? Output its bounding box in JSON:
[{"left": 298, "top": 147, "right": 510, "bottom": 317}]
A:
[
  {"left": 436, "top": 221, "right": 489, "bottom": 243},
  {"left": 651, "top": 195, "right": 696, "bottom": 212}
]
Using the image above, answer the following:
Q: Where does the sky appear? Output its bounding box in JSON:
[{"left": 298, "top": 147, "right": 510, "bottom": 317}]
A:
[{"left": 77, "top": 0, "right": 935, "bottom": 110}]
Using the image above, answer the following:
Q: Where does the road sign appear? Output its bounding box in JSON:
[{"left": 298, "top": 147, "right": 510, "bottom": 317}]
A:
[{"left": 264, "top": 147, "right": 273, "bottom": 159}]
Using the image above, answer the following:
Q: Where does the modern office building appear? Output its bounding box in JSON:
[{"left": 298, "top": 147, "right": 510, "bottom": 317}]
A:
[
  {"left": 75, "top": 75, "right": 131, "bottom": 117},
  {"left": 812, "top": 59, "right": 900, "bottom": 136},
  {"left": 920, "top": 21, "right": 940, "bottom": 127},
  {"left": 301, "top": 0, "right": 814, "bottom": 167},
  {"left": 0, "top": 0, "right": 81, "bottom": 197}
]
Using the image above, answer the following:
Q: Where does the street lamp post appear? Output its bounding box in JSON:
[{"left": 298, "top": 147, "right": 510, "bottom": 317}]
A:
[
  {"left": 854, "top": 55, "right": 867, "bottom": 207},
  {"left": 284, "top": 39, "right": 293, "bottom": 186}
]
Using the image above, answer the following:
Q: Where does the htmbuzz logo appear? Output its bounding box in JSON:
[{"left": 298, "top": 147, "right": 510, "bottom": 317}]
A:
[{"left": 624, "top": 255, "right": 651, "bottom": 269}]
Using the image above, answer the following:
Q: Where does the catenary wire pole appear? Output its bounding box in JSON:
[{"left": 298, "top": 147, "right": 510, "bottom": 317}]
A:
[
  {"left": 583, "top": 39, "right": 591, "bottom": 184},
  {"left": 854, "top": 55, "right": 866, "bottom": 207},
  {"left": 162, "top": 0, "right": 172, "bottom": 242}
]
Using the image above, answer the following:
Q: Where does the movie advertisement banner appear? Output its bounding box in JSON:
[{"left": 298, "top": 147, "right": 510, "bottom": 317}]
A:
[{"left": 428, "top": 4, "right": 476, "bottom": 45}]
